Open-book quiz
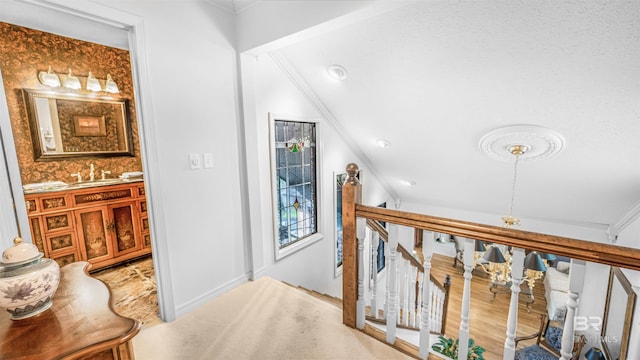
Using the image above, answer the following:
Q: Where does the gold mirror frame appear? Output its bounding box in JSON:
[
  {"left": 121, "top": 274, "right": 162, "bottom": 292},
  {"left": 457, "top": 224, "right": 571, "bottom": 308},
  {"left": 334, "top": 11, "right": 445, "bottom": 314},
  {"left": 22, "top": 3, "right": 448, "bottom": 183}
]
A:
[
  {"left": 601, "top": 266, "right": 637, "bottom": 360},
  {"left": 22, "top": 89, "right": 134, "bottom": 160}
]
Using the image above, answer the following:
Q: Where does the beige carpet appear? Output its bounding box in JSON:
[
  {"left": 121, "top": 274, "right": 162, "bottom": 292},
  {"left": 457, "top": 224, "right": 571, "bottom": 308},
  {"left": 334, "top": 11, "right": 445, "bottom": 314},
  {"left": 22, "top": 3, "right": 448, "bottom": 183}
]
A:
[{"left": 132, "top": 277, "right": 412, "bottom": 359}]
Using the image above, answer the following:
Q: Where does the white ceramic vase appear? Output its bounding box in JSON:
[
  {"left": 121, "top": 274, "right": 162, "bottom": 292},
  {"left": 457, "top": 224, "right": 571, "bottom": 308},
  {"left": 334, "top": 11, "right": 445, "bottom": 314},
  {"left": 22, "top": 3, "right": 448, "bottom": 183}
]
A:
[{"left": 0, "top": 238, "right": 60, "bottom": 320}]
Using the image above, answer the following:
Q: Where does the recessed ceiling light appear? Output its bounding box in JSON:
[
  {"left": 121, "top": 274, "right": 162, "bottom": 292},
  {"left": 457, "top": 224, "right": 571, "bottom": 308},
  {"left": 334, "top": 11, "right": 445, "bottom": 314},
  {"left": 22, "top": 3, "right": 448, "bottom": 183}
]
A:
[
  {"left": 327, "top": 65, "right": 348, "bottom": 81},
  {"left": 401, "top": 180, "right": 416, "bottom": 187},
  {"left": 376, "top": 139, "right": 391, "bottom": 148}
]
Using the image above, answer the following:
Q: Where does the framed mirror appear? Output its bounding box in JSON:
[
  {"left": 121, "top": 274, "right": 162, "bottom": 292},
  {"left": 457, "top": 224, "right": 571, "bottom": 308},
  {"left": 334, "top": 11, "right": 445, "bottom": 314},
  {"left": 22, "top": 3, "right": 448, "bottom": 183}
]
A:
[
  {"left": 601, "top": 266, "right": 637, "bottom": 360},
  {"left": 22, "top": 89, "right": 134, "bottom": 160}
]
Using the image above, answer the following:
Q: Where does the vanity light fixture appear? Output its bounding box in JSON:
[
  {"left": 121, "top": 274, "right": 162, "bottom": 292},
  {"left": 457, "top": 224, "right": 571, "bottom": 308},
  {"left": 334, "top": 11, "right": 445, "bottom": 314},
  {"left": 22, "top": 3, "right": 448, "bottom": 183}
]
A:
[
  {"left": 327, "top": 65, "right": 348, "bottom": 81},
  {"left": 376, "top": 139, "right": 391, "bottom": 148},
  {"left": 37, "top": 68, "right": 120, "bottom": 95},
  {"left": 104, "top": 74, "right": 119, "bottom": 94},
  {"left": 63, "top": 69, "right": 81, "bottom": 90},
  {"left": 38, "top": 66, "right": 61, "bottom": 88},
  {"left": 85, "top": 71, "right": 102, "bottom": 92}
]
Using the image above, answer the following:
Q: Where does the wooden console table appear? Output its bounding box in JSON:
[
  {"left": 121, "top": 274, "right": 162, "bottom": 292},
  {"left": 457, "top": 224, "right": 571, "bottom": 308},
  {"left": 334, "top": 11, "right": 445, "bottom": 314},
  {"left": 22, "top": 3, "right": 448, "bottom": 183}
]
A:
[{"left": 0, "top": 262, "right": 140, "bottom": 359}]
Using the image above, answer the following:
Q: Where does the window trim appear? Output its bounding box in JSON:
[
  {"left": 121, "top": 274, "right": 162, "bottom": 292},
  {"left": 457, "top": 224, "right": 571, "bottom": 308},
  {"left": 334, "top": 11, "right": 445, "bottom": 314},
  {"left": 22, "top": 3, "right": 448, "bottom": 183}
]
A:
[{"left": 269, "top": 113, "right": 323, "bottom": 261}]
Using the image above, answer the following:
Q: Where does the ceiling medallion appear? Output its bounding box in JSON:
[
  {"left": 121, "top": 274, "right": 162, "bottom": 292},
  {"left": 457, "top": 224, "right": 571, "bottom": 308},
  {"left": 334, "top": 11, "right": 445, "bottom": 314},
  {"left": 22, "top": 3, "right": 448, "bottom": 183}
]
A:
[
  {"left": 479, "top": 125, "right": 565, "bottom": 228},
  {"left": 478, "top": 125, "right": 565, "bottom": 162}
]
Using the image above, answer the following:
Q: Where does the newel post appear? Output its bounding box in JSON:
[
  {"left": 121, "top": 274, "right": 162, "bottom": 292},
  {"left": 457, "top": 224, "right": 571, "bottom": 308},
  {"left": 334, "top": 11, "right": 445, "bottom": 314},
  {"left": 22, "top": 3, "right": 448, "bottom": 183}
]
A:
[{"left": 342, "top": 163, "right": 361, "bottom": 328}]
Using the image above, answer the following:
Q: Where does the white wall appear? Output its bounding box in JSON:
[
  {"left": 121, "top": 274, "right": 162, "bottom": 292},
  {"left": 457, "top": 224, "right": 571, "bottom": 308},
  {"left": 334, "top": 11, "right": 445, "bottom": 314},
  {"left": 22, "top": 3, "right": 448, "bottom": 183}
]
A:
[
  {"left": 91, "top": 1, "right": 249, "bottom": 317},
  {"left": 245, "top": 53, "right": 391, "bottom": 298}
]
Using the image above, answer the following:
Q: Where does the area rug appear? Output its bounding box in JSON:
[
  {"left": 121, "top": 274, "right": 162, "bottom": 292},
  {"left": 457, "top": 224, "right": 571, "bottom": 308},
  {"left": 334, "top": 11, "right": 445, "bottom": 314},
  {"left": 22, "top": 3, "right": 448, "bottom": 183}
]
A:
[{"left": 92, "top": 256, "right": 161, "bottom": 327}]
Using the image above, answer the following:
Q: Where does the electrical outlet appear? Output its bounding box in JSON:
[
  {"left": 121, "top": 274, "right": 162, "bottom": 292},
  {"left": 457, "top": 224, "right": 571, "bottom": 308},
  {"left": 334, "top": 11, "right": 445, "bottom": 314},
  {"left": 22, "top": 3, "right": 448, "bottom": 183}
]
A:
[
  {"left": 189, "top": 153, "right": 201, "bottom": 169},
  {"left": 203, "top": 153, "right": 214, "bottom": 168}
]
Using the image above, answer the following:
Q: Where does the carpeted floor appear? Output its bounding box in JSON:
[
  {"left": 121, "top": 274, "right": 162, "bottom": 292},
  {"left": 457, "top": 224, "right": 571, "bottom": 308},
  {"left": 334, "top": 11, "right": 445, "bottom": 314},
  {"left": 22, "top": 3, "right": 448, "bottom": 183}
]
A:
[
  {"left": 92, "top": 256, "right": 162, "bottom": 327},
  {"left": 132, "top": 276, "right": 412, "bottom": 360}
]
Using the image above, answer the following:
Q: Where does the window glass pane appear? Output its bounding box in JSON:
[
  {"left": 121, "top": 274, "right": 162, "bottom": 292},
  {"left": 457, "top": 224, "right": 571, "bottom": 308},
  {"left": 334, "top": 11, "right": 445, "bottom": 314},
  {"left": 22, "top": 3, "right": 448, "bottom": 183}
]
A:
[
  {"left": 273, "top": 119, "right": 317, "bottom": 251},
  {"left": 288, "top": 166, "right": 302, "bottom": 186},
  {"left": 287, "top": 149, "right": 301, "bottom": 166},
  {"left": 275, "top": 122, "right": 285, "bottom": 142}
]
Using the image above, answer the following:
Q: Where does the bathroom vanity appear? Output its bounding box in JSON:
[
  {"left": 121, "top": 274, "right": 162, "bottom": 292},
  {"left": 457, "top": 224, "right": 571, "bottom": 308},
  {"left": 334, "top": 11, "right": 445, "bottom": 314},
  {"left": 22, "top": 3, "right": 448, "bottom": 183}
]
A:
[{"left": 24, "top": 180, "right": 151, "bottom": 270}]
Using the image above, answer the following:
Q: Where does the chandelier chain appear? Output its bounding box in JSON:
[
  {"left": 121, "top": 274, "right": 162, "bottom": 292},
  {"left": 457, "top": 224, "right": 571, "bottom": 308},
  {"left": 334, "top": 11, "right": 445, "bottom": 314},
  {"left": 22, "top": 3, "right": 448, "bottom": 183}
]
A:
[{"left": 508, "top": 154, "right": 520, "bottom": 218}]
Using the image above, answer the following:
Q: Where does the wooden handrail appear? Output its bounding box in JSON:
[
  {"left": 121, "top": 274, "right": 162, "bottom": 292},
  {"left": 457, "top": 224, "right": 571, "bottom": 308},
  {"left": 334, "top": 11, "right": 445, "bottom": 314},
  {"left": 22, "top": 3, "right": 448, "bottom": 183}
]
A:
[{"left": 356, "top": 204, "right": 640, "bottom": 271}]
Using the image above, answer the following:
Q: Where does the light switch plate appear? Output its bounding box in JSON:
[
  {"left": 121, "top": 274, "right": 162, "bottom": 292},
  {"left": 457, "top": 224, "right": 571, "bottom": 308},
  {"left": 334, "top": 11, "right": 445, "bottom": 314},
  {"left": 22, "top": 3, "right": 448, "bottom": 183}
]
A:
[
  {"left": 203, "top": 153, "right": 214, "bottom": 168},
  {"left": 189, "top": 153, "right": 201, "bottom": 169}
]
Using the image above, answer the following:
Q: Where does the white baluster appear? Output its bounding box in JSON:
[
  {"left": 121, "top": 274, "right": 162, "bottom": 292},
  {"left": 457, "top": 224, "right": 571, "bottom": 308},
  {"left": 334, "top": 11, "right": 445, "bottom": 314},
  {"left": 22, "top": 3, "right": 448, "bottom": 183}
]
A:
[
  {"left": 409, "top": 265, "right": 418, "bottom": 327},
  {"left": 503, "top": 247, "right": 525, "bottom": 359},
  {"left": 458, "top": 238, "right": 475, "bottom": 358},
  {"left": 416, "top": 272, "right": 423, "bottom": 326},
  {"left": 402, "top": 259, "right": 410, "bottom": 325},
  {"left": 370, "top": 231, "right": 379, "bottom": 319},
  {"left": 356, "top": 218, "right": 366, "bottom": 329},
  {"left": 419, "top": 230, "right": 434, "bottom": 359},
  {"left": 434, "top": 288, "right": 443, "bottom": 331},
  {"left": 560, "top": 260, "right": 586, "bottom": 360},
  {"left": 386, "top": 224, "right": 399, "bottom": 344}
]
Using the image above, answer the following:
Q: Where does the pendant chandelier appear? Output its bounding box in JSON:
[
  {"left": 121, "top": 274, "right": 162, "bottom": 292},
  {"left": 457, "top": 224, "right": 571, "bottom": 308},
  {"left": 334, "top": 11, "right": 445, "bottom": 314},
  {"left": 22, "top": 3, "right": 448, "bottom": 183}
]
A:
[{"left": 501, "top": 144, "right": 528, "bottom": 228}]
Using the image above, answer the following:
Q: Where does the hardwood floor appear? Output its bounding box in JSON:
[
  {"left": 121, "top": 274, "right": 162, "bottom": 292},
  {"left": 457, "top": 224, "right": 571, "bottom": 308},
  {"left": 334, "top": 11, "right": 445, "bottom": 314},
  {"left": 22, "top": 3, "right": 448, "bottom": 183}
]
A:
[
  {"left": 92, "top": 256, "right": 162, "bottom": 327},
  {"left": 428, "top": 252, "right": 549, "bottom": 359}
]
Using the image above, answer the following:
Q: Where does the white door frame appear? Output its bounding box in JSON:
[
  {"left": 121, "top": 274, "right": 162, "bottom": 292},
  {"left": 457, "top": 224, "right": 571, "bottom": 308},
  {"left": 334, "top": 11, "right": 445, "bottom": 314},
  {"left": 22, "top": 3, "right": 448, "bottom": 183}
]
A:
[{"left": 0, "top": 0, "right": 176, "bottom": 321}]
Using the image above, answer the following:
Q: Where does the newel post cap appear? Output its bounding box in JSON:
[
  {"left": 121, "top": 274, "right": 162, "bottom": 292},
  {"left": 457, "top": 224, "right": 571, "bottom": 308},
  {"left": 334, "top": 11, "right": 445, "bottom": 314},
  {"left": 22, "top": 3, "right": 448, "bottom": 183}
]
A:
[{"left": 346, "top": 163, "right": 360, "bottom": 185}]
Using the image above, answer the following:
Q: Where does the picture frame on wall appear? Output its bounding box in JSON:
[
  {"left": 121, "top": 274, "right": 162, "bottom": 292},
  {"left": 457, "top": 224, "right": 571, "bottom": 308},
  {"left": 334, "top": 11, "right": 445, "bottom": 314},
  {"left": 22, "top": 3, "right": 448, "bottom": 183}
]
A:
[{"left": 73, "top": 115, "right": 106, "bottom": 136}]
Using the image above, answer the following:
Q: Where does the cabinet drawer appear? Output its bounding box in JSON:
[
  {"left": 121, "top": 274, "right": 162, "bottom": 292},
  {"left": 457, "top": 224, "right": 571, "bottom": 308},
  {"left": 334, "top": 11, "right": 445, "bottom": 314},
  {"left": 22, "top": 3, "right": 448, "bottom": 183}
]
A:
[
  {"left": 143, "top": 234, "right": 151, "bottom": 248},
  {"left": 25, "top": 198, "right": 38, "bottom": 214},
  {"left": 138, "top": 200, "right": 147, "bottom": 215},
  {"left": 40, "top": 194, "right": 71, "bottom": 213},
  {"left": 29, "top": 217, "right": 46, "bottom": 254},
  {"left": 51, "top": 252, "right": 79, "bottom": 268},
  {"left": 43, "top": 211, "right": 75, "bottom": 232},
  {"left": 74, "top": 188, "right": 133, "bottom": 206},
  {"left": 46, "top": 232, "right": 78, "bottom": 255}
]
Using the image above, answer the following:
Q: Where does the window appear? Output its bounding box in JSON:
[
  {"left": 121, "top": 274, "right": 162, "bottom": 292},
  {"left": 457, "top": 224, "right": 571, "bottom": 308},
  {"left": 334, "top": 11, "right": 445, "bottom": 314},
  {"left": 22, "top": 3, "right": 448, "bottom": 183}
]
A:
[{"left": 270, "top": 116, "right": 322, "bottom": 260}]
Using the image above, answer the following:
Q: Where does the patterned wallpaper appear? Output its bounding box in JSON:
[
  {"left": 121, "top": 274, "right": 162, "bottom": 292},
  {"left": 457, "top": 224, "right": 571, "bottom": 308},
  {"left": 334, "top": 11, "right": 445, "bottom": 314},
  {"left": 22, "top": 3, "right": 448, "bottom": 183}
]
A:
[{"left": 0, "top": 22, "right": 142, "bottom": 185}]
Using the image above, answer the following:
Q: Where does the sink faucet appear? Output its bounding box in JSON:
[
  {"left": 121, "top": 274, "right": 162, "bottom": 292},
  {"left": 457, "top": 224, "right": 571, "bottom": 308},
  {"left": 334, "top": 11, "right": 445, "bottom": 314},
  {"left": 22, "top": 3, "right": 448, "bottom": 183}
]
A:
[
  {"left": 101, "top": 170, "right": 111, "bottom": 180},
  {"left": 70, "top": 172, "right": 82, "bottom": 183},
  {"left": 89, "top": 163, "right": 95, "bottom": 182}
]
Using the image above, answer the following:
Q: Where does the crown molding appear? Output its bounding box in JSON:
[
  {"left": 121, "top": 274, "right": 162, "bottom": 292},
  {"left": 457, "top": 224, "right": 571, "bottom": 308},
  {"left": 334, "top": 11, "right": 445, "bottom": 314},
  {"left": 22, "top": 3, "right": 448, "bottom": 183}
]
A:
[
  {"left": 269, "top": 51, "right": 398, "bottom": 201},
  {"left": 609, "top": 199, "right": 640, "bottom": 241}
]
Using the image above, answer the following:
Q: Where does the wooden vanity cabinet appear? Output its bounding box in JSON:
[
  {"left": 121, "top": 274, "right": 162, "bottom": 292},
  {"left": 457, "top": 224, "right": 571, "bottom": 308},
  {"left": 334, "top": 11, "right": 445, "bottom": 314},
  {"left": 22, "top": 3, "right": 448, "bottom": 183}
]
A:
[{"left": 25, "top": 182, "right": 151, "bottom": 270}]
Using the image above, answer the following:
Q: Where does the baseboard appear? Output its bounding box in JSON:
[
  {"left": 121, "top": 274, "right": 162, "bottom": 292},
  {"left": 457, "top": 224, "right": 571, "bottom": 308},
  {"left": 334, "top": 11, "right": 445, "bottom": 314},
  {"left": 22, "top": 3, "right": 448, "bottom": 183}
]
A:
[
  {"left": 248, "top": 267, "right": 267, "bottom": 280},
  {"left": 175, "top": 273, "right": 250, "bottom": 318}
]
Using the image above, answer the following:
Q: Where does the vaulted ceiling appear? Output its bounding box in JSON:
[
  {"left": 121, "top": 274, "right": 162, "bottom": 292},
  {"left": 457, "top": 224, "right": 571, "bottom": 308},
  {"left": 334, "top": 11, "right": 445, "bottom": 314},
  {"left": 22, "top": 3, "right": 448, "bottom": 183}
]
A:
[{"left": 268, "top": 1, "right": 640, "bottom": 229}]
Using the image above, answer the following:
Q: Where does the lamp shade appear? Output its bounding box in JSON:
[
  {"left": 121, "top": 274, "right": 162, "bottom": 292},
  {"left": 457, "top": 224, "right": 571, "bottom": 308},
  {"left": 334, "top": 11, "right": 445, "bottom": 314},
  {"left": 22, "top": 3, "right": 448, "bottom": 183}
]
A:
[
  {"left": 524, "top": 252, "right": 547, "bottom": 271},
  {"left": 482, "top": 246, "right": 506, "bottom": 263},
  {"left": 539, "top": 252, "right": 557, "bottom": 262},
  {"left": 474, "top": 240, "right": 486, "bottom": 252},
  {"left": 585, "top": 347, "right": 605, "bottom": 360}
]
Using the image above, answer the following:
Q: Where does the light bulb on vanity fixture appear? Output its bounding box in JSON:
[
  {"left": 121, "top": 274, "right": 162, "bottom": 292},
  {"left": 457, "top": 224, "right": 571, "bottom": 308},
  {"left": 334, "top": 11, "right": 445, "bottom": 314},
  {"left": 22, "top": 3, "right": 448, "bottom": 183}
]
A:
[
  {"left": 38, "top": 66, "right": 61, "bottom": 87},
  {"left": 63, "top": 69, "right": 81, "bottom": 90},
  {"left": 104, "top": 74, "right": 119, "bottom": 94},
  {"left": 86, "top": 71, "right": 102, "bottom": 92}
]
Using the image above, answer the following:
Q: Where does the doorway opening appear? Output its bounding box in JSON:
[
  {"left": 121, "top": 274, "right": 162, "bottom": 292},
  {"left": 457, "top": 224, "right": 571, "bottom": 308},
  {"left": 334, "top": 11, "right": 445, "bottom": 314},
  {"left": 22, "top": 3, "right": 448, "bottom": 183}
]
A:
[{"left": 0, "top": 12, "right": 162, "bottom": 325}]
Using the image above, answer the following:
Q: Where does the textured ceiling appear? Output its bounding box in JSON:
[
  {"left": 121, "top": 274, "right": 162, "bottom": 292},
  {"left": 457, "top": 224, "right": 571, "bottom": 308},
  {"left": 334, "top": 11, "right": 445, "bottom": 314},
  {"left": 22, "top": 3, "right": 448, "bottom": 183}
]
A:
[{"left": 275, "top": 1, "right": 640, "bottom": 228}]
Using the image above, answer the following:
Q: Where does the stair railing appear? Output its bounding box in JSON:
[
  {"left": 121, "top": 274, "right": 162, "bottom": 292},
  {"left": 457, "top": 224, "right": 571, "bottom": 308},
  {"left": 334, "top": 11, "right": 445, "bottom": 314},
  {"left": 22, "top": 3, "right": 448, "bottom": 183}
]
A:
[
  {"left": 341, "top": 163, "right": 640, "bottom": 360},
  {"left": 365, "top": 218, "right": 450, "bottom": 336}
]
